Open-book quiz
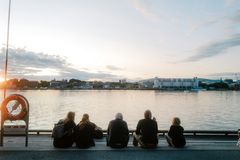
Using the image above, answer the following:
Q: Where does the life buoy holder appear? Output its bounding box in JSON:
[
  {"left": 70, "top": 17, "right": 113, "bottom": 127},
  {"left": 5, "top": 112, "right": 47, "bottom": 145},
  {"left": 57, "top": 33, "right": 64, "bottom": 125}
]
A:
[{"left": 1, "top": 94, "right": 28, "bottom": 121}]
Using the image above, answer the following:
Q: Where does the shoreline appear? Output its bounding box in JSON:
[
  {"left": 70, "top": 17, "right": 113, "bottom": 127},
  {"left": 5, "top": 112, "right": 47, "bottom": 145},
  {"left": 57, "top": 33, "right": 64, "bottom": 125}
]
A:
[{"left": 0, "top": 88, "right": 237, "bottom": 91}]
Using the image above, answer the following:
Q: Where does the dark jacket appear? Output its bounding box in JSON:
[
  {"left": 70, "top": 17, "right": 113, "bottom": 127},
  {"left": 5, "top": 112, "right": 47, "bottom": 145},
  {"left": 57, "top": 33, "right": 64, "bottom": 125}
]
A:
[
  {"left": 136, "top": 118, "right": 158, "bottom": 145},
  {"left": 75, "top": 122, "right": 96, "bottom": 148},
  {"left": 168, "top": 125, "right": 186, "bottom": 148},
  {"left": 107, "top": 119, "right": 129, "bottom": 148},
  {"left": 53, "top": 120, "right": 76, "bottom": 148}
]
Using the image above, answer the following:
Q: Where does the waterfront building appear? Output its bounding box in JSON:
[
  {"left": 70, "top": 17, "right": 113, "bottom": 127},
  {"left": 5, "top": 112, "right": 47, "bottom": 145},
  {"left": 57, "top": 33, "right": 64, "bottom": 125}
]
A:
[
  {"left": 138, "top": 80, "right": 154, "bottom": 89},
  {"left": 119, "top": 79, "right": 127, "bottom": 84},
  {"left": 103, "top": 83, "right": 111, "bottom": 89},
  {"left": 50, "top": 79, "right": 68, "bottom": 89},
  {"left": 80, "top": 82, "right": 93, "bottom": 89},
  {"left": 153, "top": 77, "right": 199, "bottom": 89}
]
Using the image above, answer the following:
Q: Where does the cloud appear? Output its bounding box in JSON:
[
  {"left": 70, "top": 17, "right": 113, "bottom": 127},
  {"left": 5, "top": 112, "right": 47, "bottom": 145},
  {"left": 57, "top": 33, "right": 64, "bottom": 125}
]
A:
[
  {"left": 208, "top": 72, "right": 240, "bottom": 77},
  {"left": 187, "top": 20, "right": 219, "bottom": 37},
  {"left": 132, "top": 0, "right": 160, "bottom": 22},
  {"left": 183, "top": 10, "right": 240, "bottom": 62},
  {"left": 0, "top": 48, "right": 120, "bottom": 81},
  {"left": 224, "top": 0, "right": 236, "bottom": 6},
  {"left": 207, "top": 72, "right": 240, "bottom": 80},
  {"left": 106, "top": 65, "right": 123, "bottom": 71},
  {"left": 231, "top": 10, "right": 240, "bottom": 23},
  {"left": 187, "top": 8, "right": 240, "bottom": 37},
  {"left": 182, "top": 34, "right": 240, "bottom": 62}
]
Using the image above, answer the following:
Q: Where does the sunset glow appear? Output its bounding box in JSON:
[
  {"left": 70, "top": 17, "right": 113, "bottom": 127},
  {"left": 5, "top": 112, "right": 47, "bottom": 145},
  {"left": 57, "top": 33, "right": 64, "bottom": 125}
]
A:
[
  {"left": 0, "top": 0, "right": 240, "bottom": 81},
  {"left": 0, "top": 77, "right": 4, "bottom": 82}
]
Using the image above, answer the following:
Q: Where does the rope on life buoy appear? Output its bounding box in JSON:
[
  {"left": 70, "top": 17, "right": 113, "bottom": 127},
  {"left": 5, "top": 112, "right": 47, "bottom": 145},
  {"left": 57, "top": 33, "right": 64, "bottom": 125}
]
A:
[{"left": 1, "top": 94, "right": 28, "bottom": 121}]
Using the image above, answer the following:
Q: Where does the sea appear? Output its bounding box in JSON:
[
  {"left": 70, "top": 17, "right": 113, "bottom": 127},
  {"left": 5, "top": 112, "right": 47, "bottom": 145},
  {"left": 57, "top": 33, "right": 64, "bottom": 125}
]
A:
[{"left": 1, "top": 90, "right": 239, "bottom": 130}]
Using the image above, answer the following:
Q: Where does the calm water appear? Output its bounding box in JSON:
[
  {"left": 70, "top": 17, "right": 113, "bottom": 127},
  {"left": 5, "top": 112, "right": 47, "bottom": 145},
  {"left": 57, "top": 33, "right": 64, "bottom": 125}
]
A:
[{"left": 1, "top": 90, "right": 240, "bottom": 130}]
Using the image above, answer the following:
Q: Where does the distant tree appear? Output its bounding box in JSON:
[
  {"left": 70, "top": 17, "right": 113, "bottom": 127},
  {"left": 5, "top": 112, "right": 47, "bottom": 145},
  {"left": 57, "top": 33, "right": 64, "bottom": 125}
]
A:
[
  {"left": 28, "top": 81, "right": 39, "bottom": 88},
  {"left": 92, "top": 81, "right": 104, "bottom": 89},
  {"left": 7, "top": 78, "right": 18, "bottom": 88},
  {"left": 199, "top": 81, "right": 208, "bottom": 89},
  {"left": 69, "top": 78, "right": 81, "bottom": 84},
  {"left": 208, "top": 82, "right": 229, "bottom": 90},
  {"left": 224, "top": 79, "right": 233, "bottom": 84},
  {"left": 39, "top": 81, "right": 50, "bottom": 88},
  {"left": 18, "top": 79, "right": 29, "bottom": 88}
]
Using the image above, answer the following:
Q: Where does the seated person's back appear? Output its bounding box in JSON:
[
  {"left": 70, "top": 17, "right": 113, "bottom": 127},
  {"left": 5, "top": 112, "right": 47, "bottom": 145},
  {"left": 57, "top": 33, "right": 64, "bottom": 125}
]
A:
[
  {"left": 107, "top": 113, "right": 129, "bottom": 148},
  {"left": 133, "top": 110, "right": 158, "bottom": 148},
  {"left": 53, "top": 112, "right": 76, "bottom": 148},
  {"left": 75, "top": 114, "right": 96, "bottom": 148},
  {"left": 136, "top": 118, "right": 158, "bottom": 144},
  {"left": 167, "top": 117, "right": 186, "bottom": 148}
]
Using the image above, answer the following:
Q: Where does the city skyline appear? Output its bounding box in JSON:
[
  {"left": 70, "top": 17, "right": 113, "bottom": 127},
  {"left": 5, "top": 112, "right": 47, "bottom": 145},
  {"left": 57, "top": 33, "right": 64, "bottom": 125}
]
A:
[{"left": 0, "top": 0, "right": 240, "bottom": 81}]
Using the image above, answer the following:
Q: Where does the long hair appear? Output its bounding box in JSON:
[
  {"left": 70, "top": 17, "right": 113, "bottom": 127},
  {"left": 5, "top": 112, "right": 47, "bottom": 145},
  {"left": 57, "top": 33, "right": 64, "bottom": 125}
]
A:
[
  {"left": 79, "top": 113, "right": 89, "bottom": 125},
  {"left": 64, "top": 111, "right": 75, "bottom": 123}
]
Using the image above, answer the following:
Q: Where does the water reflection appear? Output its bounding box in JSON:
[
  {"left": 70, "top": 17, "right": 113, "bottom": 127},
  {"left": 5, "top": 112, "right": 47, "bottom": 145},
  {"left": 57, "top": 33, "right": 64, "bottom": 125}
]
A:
[{"left": 0, "top": 90, "right": 239, "bottom": 130}]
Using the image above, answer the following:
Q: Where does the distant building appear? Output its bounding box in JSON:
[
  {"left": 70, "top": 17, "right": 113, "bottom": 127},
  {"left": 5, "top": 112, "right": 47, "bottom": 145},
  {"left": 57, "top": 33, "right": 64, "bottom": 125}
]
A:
[
  {"left": 103, "top": 83, "right": 111, "bottom": 89},
  {"left": 199, "top": 79, "right": 222, "bottom": 85},
  {"left": 119, "top": 79, "right": 127, "bottom": 84},
  {"left": 80, "top": 82, "right": 93, "bottom": 89},
  {"left": 237, "top": 80, "right": 240, "bottom": 84},
  {"left": 153, "top": 77, "right": 199, "bottom": 89},
  {"left": 50, "top": 79, "right": 68, "bottom": 89},
  {"left": 138, "top": 81, "right": 154, "bottom": 89}
]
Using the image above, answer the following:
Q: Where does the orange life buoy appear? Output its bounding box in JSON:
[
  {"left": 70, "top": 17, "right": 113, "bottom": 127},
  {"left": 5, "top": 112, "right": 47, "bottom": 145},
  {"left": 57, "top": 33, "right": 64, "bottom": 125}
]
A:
[{"left": 1, "top": 94, "right": 28, "bottom": 120}]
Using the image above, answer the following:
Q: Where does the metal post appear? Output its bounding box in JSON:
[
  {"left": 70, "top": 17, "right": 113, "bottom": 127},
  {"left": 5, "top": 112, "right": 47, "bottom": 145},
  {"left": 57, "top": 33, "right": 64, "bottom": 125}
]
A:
[
  {"left": 3, "top": 0, "right": 12, "bottom": 99},
  {"left": 1, "top": 0, "right": 12, "bottom": 146},
  {"left": 0, "top": 115, "right": 3, "bottom": 146}
]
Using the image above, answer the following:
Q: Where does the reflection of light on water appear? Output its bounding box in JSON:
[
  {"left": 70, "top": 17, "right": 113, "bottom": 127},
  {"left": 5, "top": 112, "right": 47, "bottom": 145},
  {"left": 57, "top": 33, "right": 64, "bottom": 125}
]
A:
[{"left": 2, "top": 90, "right": 240, "bottom": 130}]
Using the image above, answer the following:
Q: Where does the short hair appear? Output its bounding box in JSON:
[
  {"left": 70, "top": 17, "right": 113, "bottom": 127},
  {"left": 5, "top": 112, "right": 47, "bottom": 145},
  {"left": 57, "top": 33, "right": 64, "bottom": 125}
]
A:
[
  {"left": 172, "top": 117, "right": 181, "bottom": 126},
  {"left": 115, "top": 113, "right": 123, "bottom": 120},
  {"left": 144, "top": 110, "right": 152, "bottom": 119},
  {"left": 81, "top": 113, "right": 89, "bottom": 122}
]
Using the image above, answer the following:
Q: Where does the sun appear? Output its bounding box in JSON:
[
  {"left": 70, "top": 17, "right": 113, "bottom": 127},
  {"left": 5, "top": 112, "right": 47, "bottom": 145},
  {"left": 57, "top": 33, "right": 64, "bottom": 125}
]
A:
[{"left": 0, "top": 77, "right": 5, "bottom": 82}]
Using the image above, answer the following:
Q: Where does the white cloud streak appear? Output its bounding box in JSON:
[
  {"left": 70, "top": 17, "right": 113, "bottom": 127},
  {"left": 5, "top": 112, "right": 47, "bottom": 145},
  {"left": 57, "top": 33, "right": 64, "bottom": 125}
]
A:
[
  {"left": 183, "top": 10, "right": 240, "bottom": 62},
  {"left": 183, "top": 34, "right": 240, "bottom": 62},
  {"left": 132, "top": 0, "right": 160, "bottom": 22},
  {"left": 0, "top": 48, "right": 120, "bottom": 81},
  {"left": 106, "top": 65, "right": 123, "bottom": 71}
]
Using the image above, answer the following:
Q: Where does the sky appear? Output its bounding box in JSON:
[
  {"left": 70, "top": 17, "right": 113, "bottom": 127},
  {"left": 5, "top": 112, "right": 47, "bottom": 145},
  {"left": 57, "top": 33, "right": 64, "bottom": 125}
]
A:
[{"left": 0, "top": 0, "right": 240, "bottom": 81}]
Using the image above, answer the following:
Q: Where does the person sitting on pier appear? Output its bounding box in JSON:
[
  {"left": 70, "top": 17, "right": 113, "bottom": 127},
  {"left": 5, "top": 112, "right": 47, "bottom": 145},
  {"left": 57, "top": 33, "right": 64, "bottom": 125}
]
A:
[
  {"left": 107, "top": 113, "right": 129, "bottom": 148},
  {"left": 133, "top": 110, "right": 158, "bottom": 148},
  {"left": 166, "top": 117, "right": 186, "bottom": 148},
  {"left": 52, "top": 111, "right": 76, "bottom": 148},
  {"left": 75, "top": 113, "right": 97, "bottom": 148}
]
